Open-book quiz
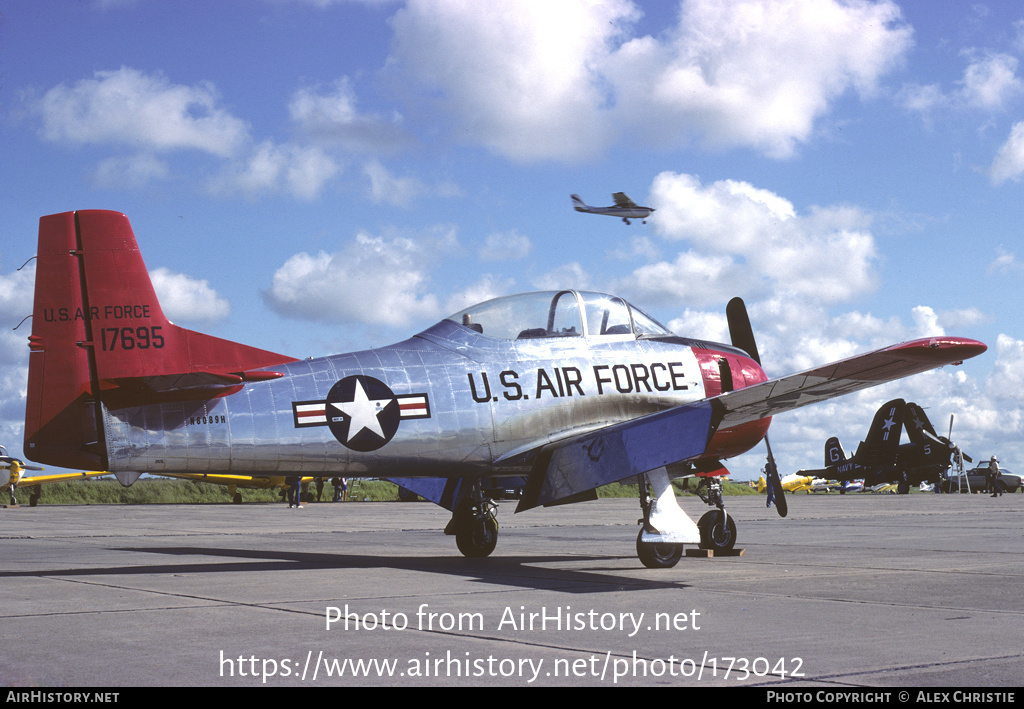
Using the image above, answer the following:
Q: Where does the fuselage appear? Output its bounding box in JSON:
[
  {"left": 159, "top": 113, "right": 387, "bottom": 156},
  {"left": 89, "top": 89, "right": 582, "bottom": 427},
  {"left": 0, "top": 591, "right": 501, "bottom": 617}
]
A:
[
  {"left": 102, "top": 301, "right": 769, "bottom": 479},
  {"left": 581, "top": 206, "right": 654, "bottom": 219}
]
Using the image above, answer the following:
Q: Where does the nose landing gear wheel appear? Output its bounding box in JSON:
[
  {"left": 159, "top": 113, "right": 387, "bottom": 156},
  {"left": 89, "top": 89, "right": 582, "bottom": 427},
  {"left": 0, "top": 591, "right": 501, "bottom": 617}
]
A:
[
  {"left": 697, "top": 510, "right": 736, "bottom": 552},
  {"left": 456, "top": 514, "right": 498, "bottom": 558},
  {"left": 636, "top": 530, "right": 683, "bottom": 569}
]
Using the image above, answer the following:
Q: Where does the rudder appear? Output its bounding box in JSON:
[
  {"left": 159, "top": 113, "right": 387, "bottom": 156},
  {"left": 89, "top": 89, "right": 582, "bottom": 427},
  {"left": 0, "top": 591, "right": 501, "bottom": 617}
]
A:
[
  {"left": 24, "top": 212, "right": 103, "bottom": 469},
  {"left": 825, "top": 436, "right": 846, "bottom": 466}
]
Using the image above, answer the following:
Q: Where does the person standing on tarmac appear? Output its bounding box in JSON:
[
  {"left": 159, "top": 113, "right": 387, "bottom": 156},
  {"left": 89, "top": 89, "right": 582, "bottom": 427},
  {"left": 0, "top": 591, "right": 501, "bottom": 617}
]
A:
[
  {"left": 288, "top": 476, "right": 303, "bottom": 508},
  {"left": 989, "top": 456, "right": 1004, "bottom": 497}
]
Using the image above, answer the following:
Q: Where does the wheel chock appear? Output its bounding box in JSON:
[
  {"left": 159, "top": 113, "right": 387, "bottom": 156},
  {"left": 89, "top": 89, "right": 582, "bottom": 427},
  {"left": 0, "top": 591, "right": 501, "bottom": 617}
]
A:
[{"left": 685, "top": 547, "right": 745, "bottom": 558}]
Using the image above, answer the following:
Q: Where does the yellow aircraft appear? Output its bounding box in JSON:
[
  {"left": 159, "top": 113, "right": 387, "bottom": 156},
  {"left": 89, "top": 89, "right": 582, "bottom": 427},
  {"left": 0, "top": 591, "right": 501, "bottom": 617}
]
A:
[
  {"left": 1, "top": 445, "right": 110, "bottom": 506},
  {"left": 151, "top": 473, "right": 332, "bottom": 503},
  {"left": 757, "top": 472, "right": 816, "bottom": 494},
  {"left": 868, "top": 483, "right": 900, "bottom": 494},
  {"left": 4, "top": 442, "right": 342, "bottom": 505}
]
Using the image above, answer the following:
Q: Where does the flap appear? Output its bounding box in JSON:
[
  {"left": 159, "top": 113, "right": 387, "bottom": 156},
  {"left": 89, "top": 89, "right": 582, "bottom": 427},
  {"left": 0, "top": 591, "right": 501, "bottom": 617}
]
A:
[{"left": 517, "top": 399, "right": 716, "bottom": 511}]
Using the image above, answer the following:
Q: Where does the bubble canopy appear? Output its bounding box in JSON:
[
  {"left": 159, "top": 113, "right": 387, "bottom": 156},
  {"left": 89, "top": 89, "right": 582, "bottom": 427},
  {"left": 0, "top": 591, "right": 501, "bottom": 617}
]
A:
[{"left": 445, "top": 290, "right": 674, "bottom": 341}]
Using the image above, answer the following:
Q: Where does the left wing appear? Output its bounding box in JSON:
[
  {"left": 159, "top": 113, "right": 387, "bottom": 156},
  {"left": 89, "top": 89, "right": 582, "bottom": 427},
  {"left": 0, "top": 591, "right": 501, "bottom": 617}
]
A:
[
  {"left": 151, "top": 472, "right": 299, "bottom": 490},
  {"left": 11, "top": 471, "right": 110, "bottom": 488},
  {"left": 516, "top": 336, "right": 985, "bottom": 510},
  {"left": 708, "top": 338, "right": 981, "bottom": 429},
  {"left": 612, "top": 192, "right": 638, "bottom": 208}
]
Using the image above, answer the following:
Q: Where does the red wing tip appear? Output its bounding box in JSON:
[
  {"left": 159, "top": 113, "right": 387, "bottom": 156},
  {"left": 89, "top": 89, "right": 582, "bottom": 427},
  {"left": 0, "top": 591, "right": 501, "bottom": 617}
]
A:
[{"left": 890, "top": 337, "right": 987, "bottom": 362}]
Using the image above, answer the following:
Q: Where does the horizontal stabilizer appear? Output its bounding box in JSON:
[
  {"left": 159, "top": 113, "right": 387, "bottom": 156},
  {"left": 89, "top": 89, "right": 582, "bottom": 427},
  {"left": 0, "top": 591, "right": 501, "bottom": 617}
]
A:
[{"left": 99, "top": 370, "right": 286, "bottom": 408}]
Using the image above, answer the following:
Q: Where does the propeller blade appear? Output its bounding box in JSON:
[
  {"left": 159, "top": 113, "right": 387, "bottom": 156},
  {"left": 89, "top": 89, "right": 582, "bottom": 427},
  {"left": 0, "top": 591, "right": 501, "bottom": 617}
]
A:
[
  {"left": 0, "top": 459, "right": 43, "bottom": 471},
  {"left": 727, "top": 297, "right": 785, "bottom": 517},
  {"left": 727, "top": 297, "right": 761, "bottom": 365},
  {"left": 764, "top": 436, "right": 787, "bottom": 518}
]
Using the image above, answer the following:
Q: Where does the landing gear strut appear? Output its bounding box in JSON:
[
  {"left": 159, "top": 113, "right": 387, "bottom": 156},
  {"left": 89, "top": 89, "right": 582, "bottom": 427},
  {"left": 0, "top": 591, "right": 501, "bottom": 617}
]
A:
[
  {"left": 636, "top": 482, "right": 683, "bottom": 569},
  {"left": 447, "top": 481, "right": 499, "bottom": 558},
  {"left": 634, "top": 469, "right": 703, "bottom": 568},
  {"left": 694, "top": 478, "right": 737, "bottom": 552}
]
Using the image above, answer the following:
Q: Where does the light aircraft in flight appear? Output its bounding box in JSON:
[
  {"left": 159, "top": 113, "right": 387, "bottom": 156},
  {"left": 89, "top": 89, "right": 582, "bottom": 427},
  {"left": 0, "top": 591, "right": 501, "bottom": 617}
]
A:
[
  {"left": 571, "top": 193, "right": 654, "bottom": 224},
  {"left": 22, "top": 211, "right": 986, "bottom": 567},
  {"left": 1, "top": 445, "right": 109, "bottom": 506}
]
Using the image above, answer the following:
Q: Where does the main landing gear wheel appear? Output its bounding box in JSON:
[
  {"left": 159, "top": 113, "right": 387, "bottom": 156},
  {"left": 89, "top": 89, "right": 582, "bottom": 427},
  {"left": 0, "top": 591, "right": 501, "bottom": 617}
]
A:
[
  {"left": 636, "top": 530, "right": 683, "bottom": 569},
  {"left": 455, "top": 514, "right": 498, "bottom": 558},
  {"left": 697, "top": 510, "right": 737, "bottom": 552}
]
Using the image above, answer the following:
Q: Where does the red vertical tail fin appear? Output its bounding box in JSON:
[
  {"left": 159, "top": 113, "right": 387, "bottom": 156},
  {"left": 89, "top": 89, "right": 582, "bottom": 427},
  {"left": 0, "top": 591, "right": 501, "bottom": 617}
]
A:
[
  {"left": 24, "top": 210, "right": 297, "bottom": 469},
  {"left": 24, "top": 212, "right": 102, "bottom": 470}
]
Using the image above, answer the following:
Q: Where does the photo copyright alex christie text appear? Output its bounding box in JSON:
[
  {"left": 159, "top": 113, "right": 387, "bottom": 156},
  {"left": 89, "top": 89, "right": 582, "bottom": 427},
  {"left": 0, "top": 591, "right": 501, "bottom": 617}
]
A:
[{"left": 325, "top": 604, "right": 701, "bottom": 637}]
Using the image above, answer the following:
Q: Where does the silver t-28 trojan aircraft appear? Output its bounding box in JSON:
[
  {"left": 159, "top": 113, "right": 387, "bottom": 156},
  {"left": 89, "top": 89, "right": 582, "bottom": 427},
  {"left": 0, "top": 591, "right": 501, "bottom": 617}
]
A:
[{"left": 23, "top": 211, "right": 986, "bottom": 567}]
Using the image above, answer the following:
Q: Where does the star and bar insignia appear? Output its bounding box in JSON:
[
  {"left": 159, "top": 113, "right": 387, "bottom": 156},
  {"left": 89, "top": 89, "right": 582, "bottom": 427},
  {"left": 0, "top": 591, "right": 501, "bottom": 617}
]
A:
[{"left": 293, "top": 375, "right": 430, "bottom": 452}]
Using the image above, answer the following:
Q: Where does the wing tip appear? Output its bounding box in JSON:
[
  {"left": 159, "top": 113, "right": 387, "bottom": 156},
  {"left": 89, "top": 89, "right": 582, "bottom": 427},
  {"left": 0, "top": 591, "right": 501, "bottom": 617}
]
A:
[{"left": 888, "top": 337, "right": 987, "bottom": 364}]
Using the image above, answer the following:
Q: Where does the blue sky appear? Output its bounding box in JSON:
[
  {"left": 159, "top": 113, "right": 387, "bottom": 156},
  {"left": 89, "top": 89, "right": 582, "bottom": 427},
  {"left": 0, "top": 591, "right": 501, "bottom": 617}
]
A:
[{"left": 2, "top": 0, "right": 1023, "bottom": 482}]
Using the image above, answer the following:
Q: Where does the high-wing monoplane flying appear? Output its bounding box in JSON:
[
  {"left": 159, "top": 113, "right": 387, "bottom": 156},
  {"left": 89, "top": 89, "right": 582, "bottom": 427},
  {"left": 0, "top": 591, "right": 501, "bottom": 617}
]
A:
[
  {"left": 571, "top": 193, "right": 654, "bottom": 224},
  {"left": 23, "top": 211, "right": 986, "bottom": 567},
  {"left": 1, "top": 444, "right": 108, "bottom": 506}
]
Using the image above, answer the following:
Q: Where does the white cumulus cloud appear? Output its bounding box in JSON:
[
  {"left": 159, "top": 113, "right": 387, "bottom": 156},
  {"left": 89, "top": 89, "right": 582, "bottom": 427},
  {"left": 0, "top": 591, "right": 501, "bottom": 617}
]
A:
[
  {"left": 619, "top": 172, "right": 878, "bottom": 309},
  {"left": 36, "top": 67, "right": 250, "bottom": 157},
  {"left": 210, "top": 141, "right": 340, "bottom": 200},
  {"left": 262, "top": 230, "right": 455, "bottom": 327},
  {"left": 387, "top": 0, "right": 911, "bottom": 161},
  {"left": 150, "top": 267, "right": 231, "bottom": 324},
  {"left": 990, "top": 121, "right": 1024, "bottom": 184}
]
